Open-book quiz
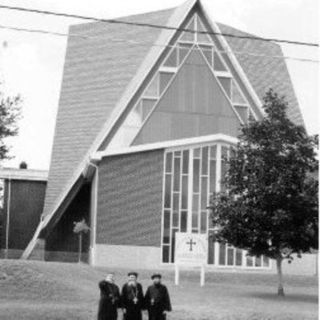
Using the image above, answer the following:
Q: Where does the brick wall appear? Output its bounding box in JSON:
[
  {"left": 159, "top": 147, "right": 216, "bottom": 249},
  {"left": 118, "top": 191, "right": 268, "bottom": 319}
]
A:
[{"left": 96, "top": 149, "right": 164, "bottom": 247}]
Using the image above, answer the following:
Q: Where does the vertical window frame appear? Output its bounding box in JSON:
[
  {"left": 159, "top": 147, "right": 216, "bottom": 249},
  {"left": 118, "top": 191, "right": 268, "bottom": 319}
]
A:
[{"left": 161, "top": 142, "right": 271, "bottom": 270}]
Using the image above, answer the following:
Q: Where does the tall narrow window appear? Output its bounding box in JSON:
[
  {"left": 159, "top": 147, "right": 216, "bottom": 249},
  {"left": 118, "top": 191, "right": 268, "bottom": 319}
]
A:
[{"left": 162, "top": 143, "right": 270, "bottom": 269}]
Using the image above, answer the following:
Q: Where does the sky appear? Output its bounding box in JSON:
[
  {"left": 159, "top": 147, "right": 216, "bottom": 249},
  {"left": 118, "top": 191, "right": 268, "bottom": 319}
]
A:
[{"left": 0, "top": 0, "right": 318, "bottom": 170}]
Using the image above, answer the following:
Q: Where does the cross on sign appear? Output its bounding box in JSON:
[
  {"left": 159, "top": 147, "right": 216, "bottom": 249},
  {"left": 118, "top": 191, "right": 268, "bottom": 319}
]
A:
[{"left": 186, "top": 238, "right": 196, "bottom": 251}]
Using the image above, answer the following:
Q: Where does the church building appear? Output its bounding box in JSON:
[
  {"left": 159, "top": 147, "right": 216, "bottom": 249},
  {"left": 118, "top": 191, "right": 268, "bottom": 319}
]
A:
[{"left": 23, "top": 0, "right": 316, "bottom": 274}]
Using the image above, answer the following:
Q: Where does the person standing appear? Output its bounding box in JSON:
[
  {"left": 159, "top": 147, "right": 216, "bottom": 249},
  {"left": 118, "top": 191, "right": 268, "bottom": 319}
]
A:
[
  {"left": 144, "top": 274, "right": 172, "bottom": 320},
  {"left": 98, "top": 273, "right": 121, "bottom": 320},
  {"left": 121, "top": 272, "right": 144, "bottom": 320}
]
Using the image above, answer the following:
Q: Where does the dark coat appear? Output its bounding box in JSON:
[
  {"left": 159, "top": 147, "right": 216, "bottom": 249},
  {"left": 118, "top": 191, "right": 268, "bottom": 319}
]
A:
[
  {"left": 98, "top": 280, "right": 120, "bottom": 320},
  {"left": 121, "top": 282, "right": 144, "bottom": 320},
  {"left": 144, "top": 284, "right": 172, "bottom": 320}
]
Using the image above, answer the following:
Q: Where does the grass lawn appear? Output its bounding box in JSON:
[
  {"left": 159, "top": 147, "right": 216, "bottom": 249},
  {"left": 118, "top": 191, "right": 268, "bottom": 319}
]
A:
[{"left": 0, "top": 260, "right": 318, "bottom": 320}]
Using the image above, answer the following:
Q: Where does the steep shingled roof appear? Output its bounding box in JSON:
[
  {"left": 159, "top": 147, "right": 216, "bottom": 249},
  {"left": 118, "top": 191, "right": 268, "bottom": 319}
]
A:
[
  {"left": 43, "top": 1, "right": 304, "bottom": 221},
  {"left": 42, "top": 8, "right": 175, "bottom": 217}
]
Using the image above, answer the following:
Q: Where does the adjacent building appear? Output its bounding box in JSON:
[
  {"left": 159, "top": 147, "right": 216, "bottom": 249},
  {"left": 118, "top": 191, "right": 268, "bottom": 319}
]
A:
[{"left": 0, "top": 168, "right": 47, "bottom": 258}]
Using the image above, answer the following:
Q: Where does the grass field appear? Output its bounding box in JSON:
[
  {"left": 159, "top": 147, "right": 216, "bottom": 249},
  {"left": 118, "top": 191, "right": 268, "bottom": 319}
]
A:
[{"left": 0, "top": 260, "right": 318, "bottom": 320}]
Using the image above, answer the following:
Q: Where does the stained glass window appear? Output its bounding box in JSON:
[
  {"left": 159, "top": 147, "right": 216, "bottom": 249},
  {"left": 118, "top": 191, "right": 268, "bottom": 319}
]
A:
[
  {"left": 144, "top": 74, "right": 159, "bottom": 97},
  {"left": 180, "top": 17, "right": 196, "bottom": 42},
  {"left": 231, "top": 80, "right": 247, "bottom": 104},
  {"left": 162, "top": 143, "right": 271, "bottom": 269},
  {"left": 178, "top": 43, "right": 193, "bottom": 64},
  {"left": 219, "top": 77, "right": 232, "bottom": 98},
  {"left": 159, "top": 72, "right": 174, "bottom": 95},
  {"left": 196, "top": 16, "right": 213, "bottom": 44},
  {"left": 214, "top": 51, "right": 227, "bottom": 71},
  {"left": 109, "top": 13, "right": 254, "bottom": 151},
  {"left": 164, "top": 47, "right": 178, "bottom": 67},
  {"left": 199, "top": 45, "right": 213, "bottom": 66},
  {"left": 235, "top": 106, "right": 249, "bottom": 124}
]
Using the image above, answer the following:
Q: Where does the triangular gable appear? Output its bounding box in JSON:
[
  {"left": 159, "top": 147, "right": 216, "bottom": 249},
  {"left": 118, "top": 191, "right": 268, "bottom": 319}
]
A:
[
  {"left": 133, "top": 48, "right": 241, "bottom": 145},
  {"left": 107, "top": 9, "right": 256, "bottom": 150}
]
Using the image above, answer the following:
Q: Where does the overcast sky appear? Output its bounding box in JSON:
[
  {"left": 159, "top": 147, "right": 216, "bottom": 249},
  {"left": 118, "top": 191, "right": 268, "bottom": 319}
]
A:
[{"left": 0, "top": 0, "right": 318, "bottom": 170}]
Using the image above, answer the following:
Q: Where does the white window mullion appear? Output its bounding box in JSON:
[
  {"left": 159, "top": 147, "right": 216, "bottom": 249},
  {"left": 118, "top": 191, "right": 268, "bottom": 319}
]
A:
[
  {"left": 187, "top": 149, "right": 193, "bottom": 233},
  {"left": 198, "top": 147, "right": 202, "bottom": 232},
  {"left": 169, "top": 154, "right": 174, "bottom": 262},
  {"left": 206, "top": 147, "right": 211, "bottom": 264},
  {"left": 214, "top": 144, "right": 222, "bottom": 265},
  {"left": 206, "top": 145, "right": 210, "bottom": 226},
  {"left": 178, "top": 155, "right": 183, "bottom": 232},
  {"left": 216, "top": 144, "right": 222, "bottom": 193},
  {"left": 214, "top": 242, "right": 219, "bottom": 267},
  {"left": 194, "top": 13, "right": 198, "bottom": 43},
  {"left": 242, "top": 249, "right": 247, "bottom": 268}
]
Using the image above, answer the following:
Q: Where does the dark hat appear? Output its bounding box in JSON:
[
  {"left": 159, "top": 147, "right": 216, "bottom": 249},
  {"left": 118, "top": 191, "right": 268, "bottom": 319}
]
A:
[
  {"left": 151, "top": 273, "right": 162, "bottom": 280},
  {"left": 128, "top": 271, "right": 138, "bottom": 277}
]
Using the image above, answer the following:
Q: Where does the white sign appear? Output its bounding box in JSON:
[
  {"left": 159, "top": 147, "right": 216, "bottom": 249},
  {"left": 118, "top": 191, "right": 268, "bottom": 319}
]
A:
[
  {"left": 174, "top": 232, "right": 207, "bottom": 286},
  {"left": 175, "top": 232, "right": 207, "bottom": 265}
]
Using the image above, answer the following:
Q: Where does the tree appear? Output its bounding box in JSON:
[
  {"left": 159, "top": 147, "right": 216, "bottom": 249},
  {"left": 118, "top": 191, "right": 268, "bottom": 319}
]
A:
[
  {"left": 73, "top": 218, "right": 90, "bottom": 263},
  {"left": 0, "top": 87, "right": 21, "bottom": 247},
  {"left": 0, "top": 87, "right": 21, "bottom": 161},
  {"left": 209, "top": 89, "right": 318, "bottom": 296},
  {"left": 19, "top": 161, "right": 28, "bottom": 169}
]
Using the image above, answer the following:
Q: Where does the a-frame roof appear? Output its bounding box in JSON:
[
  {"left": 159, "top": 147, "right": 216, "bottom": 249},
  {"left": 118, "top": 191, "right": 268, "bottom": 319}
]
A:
[{"left": 23, "top": 0, "right": 304, "bottom": 258}]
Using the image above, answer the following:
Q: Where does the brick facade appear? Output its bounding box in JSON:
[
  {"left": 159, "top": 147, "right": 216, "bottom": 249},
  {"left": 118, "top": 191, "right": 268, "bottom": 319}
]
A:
[{"left": 96, "top": 149, "right": 164, "bottom": 247}]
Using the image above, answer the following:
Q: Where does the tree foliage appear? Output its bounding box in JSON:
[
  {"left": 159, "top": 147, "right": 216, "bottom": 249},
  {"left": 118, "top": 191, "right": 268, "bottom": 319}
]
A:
[
  {"left": 73, "top": 219, "right": 90, "bottom": 263},
  {"left": 209, "top": 89, "right": 318, "bottom": 294},
  {"left": 73, "top": 218, "right": 90, "bottom": 234},
  {"left": 0, "top": 88, "right": 21, "bottom": 161}
]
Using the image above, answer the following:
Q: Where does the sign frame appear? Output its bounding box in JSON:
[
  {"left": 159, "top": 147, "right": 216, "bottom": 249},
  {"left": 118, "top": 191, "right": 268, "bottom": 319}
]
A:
[{"left": 174, "top": 232, "right": 208, "bottom": 286}]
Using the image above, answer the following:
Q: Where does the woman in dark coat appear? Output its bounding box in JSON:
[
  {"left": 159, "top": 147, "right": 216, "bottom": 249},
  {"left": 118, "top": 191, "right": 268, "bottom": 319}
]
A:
[
  {"left": 121, "top": 272, "right": 144, "bottom": 320},
  {"left": 98, "top": 273, "right": 121, "bottom": 320}
]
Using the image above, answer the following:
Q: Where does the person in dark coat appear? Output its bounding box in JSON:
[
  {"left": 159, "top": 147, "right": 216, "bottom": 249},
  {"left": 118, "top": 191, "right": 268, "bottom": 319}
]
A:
[
  {"left": 98, "top": 273, "right": 121, "bottom": 320},
  {"left": 121, "top": 272, "right": 144, "bottom": 320},
  {"left": 144, "top": 274, "right": 172, "bottom": 320}
]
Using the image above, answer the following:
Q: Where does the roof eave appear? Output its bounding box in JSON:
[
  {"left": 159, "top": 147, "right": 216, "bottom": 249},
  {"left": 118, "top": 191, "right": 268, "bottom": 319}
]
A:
[
  {"left": 0, "top": 168, "right": 48, "bottom": 181},
  {"left": 94, "top": 134, "right": 238, "bottom": 159}
]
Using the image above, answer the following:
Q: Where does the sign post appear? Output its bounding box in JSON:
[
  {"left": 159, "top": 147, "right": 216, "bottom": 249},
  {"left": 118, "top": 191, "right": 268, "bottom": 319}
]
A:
[{"left": 175, "top": 232, "right": 207, "bottom": 286}]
